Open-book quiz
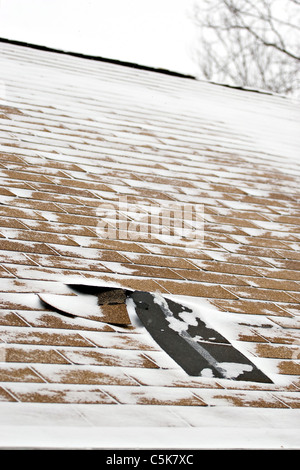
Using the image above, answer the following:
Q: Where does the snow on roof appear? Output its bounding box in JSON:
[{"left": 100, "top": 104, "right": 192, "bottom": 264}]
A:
[{"left": 0, "top": 39, "right": 299, "bottom": 450}]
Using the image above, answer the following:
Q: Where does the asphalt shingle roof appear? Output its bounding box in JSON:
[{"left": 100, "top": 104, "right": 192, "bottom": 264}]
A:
[{"left": 0, "top": 40, "right": 299, "bottom": 449}]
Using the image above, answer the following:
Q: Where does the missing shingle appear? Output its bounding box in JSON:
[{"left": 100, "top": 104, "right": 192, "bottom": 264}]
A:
[
  {"left": 130, "top": 291, "right": 273, "bottom": 384},
  {"left": 97, "top": 288, "right": 127, "bottom": 306}
]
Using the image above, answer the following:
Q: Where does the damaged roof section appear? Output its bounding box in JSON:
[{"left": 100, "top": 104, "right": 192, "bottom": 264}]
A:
[
  {"left": 39, "top": 283, "right": 274, "bottom": 383},
  {"left": 130, "top": 291, "right": 273, "bottom": 383},
  {"left": 0, "top": 39, "right": 299, "bottom": 420}
]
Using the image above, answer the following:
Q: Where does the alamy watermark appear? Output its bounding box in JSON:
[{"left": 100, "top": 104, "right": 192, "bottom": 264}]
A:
[{"left": 95, "top": 196, "right": 204, "bottom": 247}]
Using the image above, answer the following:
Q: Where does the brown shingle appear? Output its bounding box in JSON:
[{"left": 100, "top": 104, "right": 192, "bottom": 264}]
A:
[
  {"left": 47, "top": 245, "right": 129, "bottom": 263},
  {"left": 101, "top": 385, "right": 207, "bottom": 406},
  {"left": 251, "top": 267, "right": 300, "bottom": 281},
  {"left": 103, "top": 262, "right": 183, "bottom": 280},
  {"left": 254, "top": 343, "right": 300, "bottom": 360},
  {"left": 225, "top": 286, "right": 298, "bottom": 303},
  {"left": 246, "top": 277, "right": 300, "bottom": 291},
  {"left": 1, "top": 169, "right": 52, "bottom": 184},
  {"left": 0, "top": 386, "right": 16, "bottom": 402},
  {"left": 253, "top": 327, "right": 300, "bottom": 345},
  {"left": 3, "top": 345, "right": 70, "bottom": 364},
  {"left": 26, "top": 254, "right": 109, "bottom": 272},
  {"left": 32, "top": 364, "right": 138, "bottom": 386},
  {"left": 75, "top": 238, "right": 150, "bottom": 253},
  {"left": 0, "top": 217, "right": 29, "bottom": 229},
  {"left": 211, "top": 299, "right": 292, "bottom": 317},
  {"left": 0, "top": 310, "right": 29, "bottom": 327},
  {"left": 0, "top": 239, "right": 57, "bottom": 255},
  {"left": 157, "top": 280, "right": 239, "bottom": 298},
  {"left": 15, "top": 311, "right": 114, "bottom": 332},
  {"left": 271, "top": 393, "right": 300, "bottom": 408},
  {"left": 203, "top": 250, "right": 274, "bottom": 267},
  {"left": 18, "top": 219, "right": 97, "bottom": 237},
  {"left": 3, "top": 383, "right": 118, "bottom": 404},
  {"left": 0, "top": 328, "right": 94, "bottom": 348},
  {"left": 193, "top": 389, "right": 288, "bottom": 408},
  {"left": 119, "top": 252, "right": 197, "bottom": 269},
  {"left": 58, "top": 348, "right": 159, "bottom": 369},
  {"left": 0, "top": 266, "right": 15, "bottom": 278},
  {"left": 190, "top": 259, "right": 261, "bottom": 277},
  {"left": 0, "top": 365, "right": 45, "bottom": 383},
  {"left": 173, "top": 268, "right": 248, "bottom": 286},
  {"left": 277, "top": 361, "right": 300, "bottom": 375},
  {"left": 4, "top": 229, "right": 80, "bottom": 246}
]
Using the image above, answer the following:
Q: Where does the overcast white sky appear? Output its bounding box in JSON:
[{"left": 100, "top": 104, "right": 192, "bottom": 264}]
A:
[{"left": 0, "top": 0, "right": 199, "bottom": 76}]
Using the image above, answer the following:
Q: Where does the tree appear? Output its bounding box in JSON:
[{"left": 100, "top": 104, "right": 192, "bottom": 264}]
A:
[{"left": 191, "top": 0, "right": 300, "bottom": 97}]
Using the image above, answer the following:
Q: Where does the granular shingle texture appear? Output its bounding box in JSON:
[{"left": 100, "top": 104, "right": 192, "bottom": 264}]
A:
[{"left": 0, "top": 40, "right": 299, "bottom": 448}]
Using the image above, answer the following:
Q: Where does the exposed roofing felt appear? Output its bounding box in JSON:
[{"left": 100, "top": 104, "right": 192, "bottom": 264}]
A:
[{"left": 0, "top": 40, "right": 299, "bottom": 449}]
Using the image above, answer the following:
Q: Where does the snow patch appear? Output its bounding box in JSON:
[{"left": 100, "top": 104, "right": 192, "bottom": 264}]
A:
[
  {"left": 200, "top": 368, "right": 214, "bottom": 378},
  {"left": 126, "top": 297, "right": 146, "bottom": 330},
  {"left": 218, "top": 362, "right": 253, "bottom": 380}
]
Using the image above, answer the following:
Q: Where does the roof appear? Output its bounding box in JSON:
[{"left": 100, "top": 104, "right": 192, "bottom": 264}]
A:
[{"left": 0, "top": 39, "right": 299, "bottom": 450}]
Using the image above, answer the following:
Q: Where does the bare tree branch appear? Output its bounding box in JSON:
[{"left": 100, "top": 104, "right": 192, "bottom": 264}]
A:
[{"left": 191, "top": 0, "right": 300, "bottom": 96}]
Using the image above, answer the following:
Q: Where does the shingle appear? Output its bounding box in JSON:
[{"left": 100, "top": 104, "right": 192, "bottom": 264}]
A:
[
  {"left": 3, "top": 383, "right": 118, "bottom": 404},
  {"left": 32, "top": 364, "right": 139, "bottom": 386},
  {"left": 0, "top": 239, "right": 57, "bottom": 256},
  {"left": 58, "top": 348, "right": 159, "bottom": 369},
  {"left": 210, "top": 299, "right": 292, "bottom": 317},
  {"left": 26, "top": 253, "right": 109, "bottom": 272},
  {"left": 0, "top": 364, "right": 46, "bottom": 383},
  {"left": 18, "top": 219, "right": 97, "bottom": 237},
  {"left": 253, "top": 343, "right": 300, "bottom": 360},
  {"left": 0, "top": 152, "right": 25, "bottom": 165},
  {"left": 269, "top": 316, "right": 300, "bottom": 329},
  {"left": 0, "top": 217, "right": 29, "bottom": 230},
  {"left": 102, "top": 262, "right": 183, "bottom": 280},
  {"left": 3, "top": 345, "right": 70, "bottom": 364},
  {"left": 157, "top": 280, "right": 239, "bottom": 298},
  {"left": 46, "top": 244, "right": 130, "bottom": 263},
  {"left": 124, "top": 367, "right": 223, "bottom": 389},
  {"left": 100, "top": 385, "right": 207, "bottom": 406},
  {"left": 0, "top": 169, "right": 52, "bottom": 184},
  {"left": 118, "top": 252, "right": 197, "bottom": 269},
  {"left": 189, "top": 259, "right": 261, "bottom": 277},
  {"left": 193, "top": 389, "right": 288, "bottom": 408},
  {"left": 0, "top": 311, "right": 30, "bottom": 328},
  {"left": 15, "top": 310, "right": 114, "bottom": 331},
  {"left": 0, "top": 387, "right": 16, "bottom": 402},
  {"left": 0, "top": 266, "right": 15, "bottom": 278},
  {"left": 276, "top": 360, "right": 300, "bottom": 375},
  {"left": 4, "top": 229, "right": 80, "bottom": 246},
  {"left": 4, "top": 265, "right": 91, "bottom": 282},
  {"left": 252, "top": 327, "right": 300, "bottom": 345},
  {"left": 225, "top": 286, "right": 298, "bottom": 303},
  {"left": 203, "top": 250, "right": 275, "bottom": 267},
  {"left": 271, "top": 392, "right": 300, "bottom": 408},
  {"left": 0, "top": 327, "right": 95, "bottom": 348},
  {"left": 173, "top": 268, "right": 248, "bottom": 286}
]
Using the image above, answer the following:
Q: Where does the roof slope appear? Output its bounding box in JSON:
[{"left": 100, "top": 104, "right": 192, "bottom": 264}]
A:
[{"left": 0, "top": 41, "right": 299, "bottom": 449}]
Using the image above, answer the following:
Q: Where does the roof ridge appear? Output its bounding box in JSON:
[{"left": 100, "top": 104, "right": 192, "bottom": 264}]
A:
[
  {"left": 0, "top": 36, "right": 196, "bottom": 80},
  {"left": 0, "top": 36, "right": 289, "bottom": 99}
]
